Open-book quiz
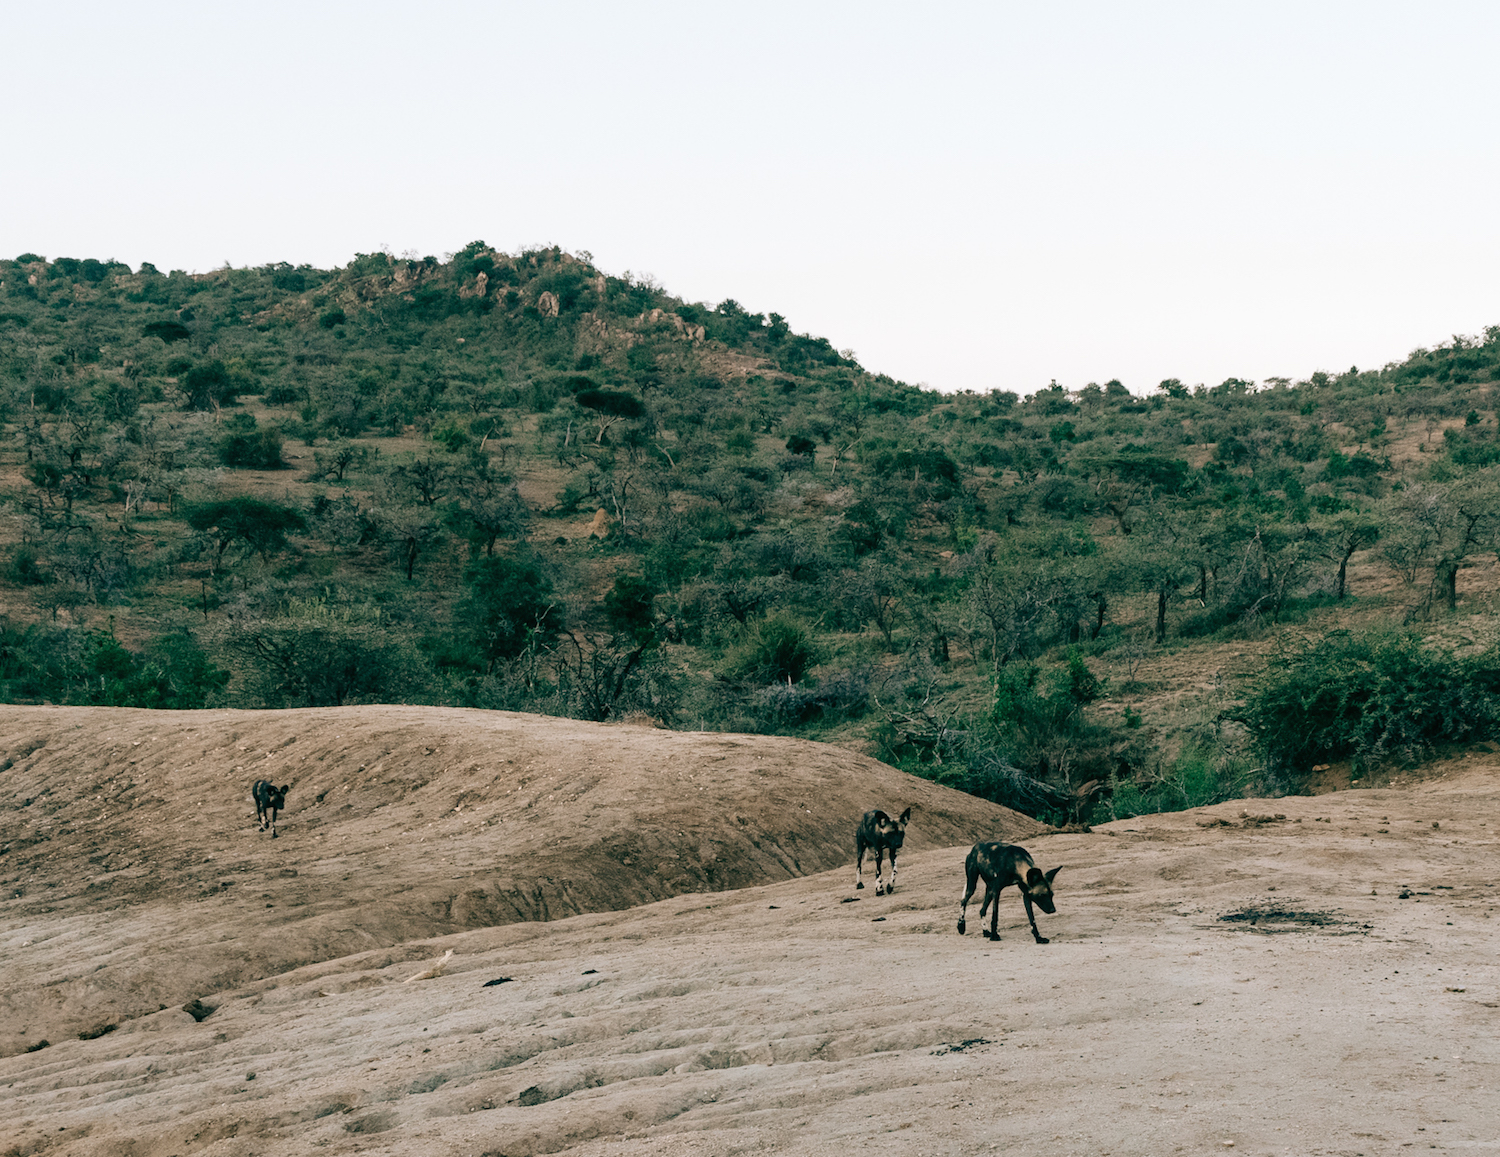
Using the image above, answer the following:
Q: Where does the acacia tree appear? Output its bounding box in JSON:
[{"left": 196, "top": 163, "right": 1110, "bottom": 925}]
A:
[
  {"left": 955, "top": 537, "right": 1065, "bottom": 669},
  {"left": 837, "top": 552, "right": 907, "bottom": 651},
  {"left": 1120, "top": 504, "right": 1198, "bottom": 642},
  {"left": 452, "top": 460, "right": 529, "bottom": 556},
  {"left": 575, "top": 388, "right": 646, "bottom": 444},
  {"left": 374, "top": 505, "right": 439, "bottom": 580},
  {"left": 1381, "top": 472, "right": 1500, "bottom": 611},
  {"left": 185, "top": 498, "right": 307, "bottom": 571},
  {"left": 455, "top": 553, "right": 558, "bottom": 673},
  {"left": 1314, "top": 508, "right": 1381, "bottom": 600}
]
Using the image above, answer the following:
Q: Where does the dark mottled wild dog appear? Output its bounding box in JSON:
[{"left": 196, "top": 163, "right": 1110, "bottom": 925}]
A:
[
  {"left": 855, "top": 806, "right": 911, "bottom": 895},
  {"left": 252, "top": 780, "right": 290, "bottom": 838},
  {"left": 956, "top": 842, "right": 1060, "bottom": 944}
]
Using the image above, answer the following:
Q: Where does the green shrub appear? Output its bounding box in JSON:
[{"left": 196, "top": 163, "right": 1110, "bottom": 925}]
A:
[
  {"left": 143, "top": 319, "right": 191, "bottom": 343},
  {"left": 602, "top": 574, "right": 657, "bottom": 645},
  {"left": 1104, "top": 744, "right": 1256, "bottom": 819},
  {"left": 0, "top": 624, "right": 226, "bottom": 707},
  {"left": 265, "top": 382, "right": 306, "bottom": 405},
  {"left": 451, "top": 553, "right": 558, "bottom": 673},
  {"left": 993, "top": 649, "right": 1103, "bottom": 749},
  {"left": 217, "top": 414, "right": 285, "bottom": 468},
  {"left": 432, "top": 423, "right": 471, "bottom": 452},
  {"left": 575, "top": 388, "right": 644, "bottom": 418},
  {"left": 7, "top": 547, "right": 51, "bottom": 587},
  {"left": 726, "top": 616, "right": 821, "bottom": 684},
  {"left": 1236, "top": 629, "right": 1500, "bottom": 777}
]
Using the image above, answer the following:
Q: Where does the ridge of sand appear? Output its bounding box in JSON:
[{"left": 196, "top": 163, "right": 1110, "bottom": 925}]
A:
[{"left": 0, "top": 705, "right": 1041, "bottom": 1055}]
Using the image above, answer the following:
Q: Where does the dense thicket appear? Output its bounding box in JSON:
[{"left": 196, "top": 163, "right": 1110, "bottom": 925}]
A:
[{"left": 2, "top": 244, "right": 1498, "bottom": 820}]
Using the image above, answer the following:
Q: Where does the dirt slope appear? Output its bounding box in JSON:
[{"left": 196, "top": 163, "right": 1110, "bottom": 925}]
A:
[
  {"left": 0, "top": 706, "right": 1043, "bottom": 1056},
  {"left": 2, "top": 710, "right": 1499, "bottom": 1156}
]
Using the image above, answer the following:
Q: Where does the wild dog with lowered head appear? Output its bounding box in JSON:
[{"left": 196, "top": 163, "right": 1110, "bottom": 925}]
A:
[
  {"left": 956, "top": 842, "right": 1060, "bottom": 944},
  {"left": 252, "top": 780, "right": 290, "bottom": 838},
  {"left": 855, "top": 806, "right": 911, "bottom": 895}
]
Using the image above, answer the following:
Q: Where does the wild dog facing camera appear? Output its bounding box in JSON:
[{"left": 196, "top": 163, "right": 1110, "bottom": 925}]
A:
[
  {"left": 252, "top": 780, "right": 291, "bottom": 838},
  {"left": 854, "top": 806, "right": 912, "bottom": 896}
]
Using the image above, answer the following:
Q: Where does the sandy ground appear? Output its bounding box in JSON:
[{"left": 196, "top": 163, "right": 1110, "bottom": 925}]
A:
[{"left": 1, "top": 707, "right": 1498, "bottom": 1156}]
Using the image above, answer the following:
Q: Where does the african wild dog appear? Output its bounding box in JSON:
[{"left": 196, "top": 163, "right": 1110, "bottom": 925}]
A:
[
  {"left": 855, "top": 806, "right": 912, "bottom": 895},
  {"left": 956, "top": 842, "right": 1060, "bottom": 944},
  {"left": 252, "top": 780, "right": 290, "bottom": 838}
]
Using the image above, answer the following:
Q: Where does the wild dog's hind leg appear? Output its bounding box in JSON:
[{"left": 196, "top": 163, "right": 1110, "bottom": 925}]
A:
[{"left": 1023, "top": 892, "right": 1049, "bottom": 944}]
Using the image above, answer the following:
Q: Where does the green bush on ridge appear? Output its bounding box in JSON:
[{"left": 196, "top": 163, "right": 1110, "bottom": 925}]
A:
[{"left": 1236, "top": 629, "right": 1500, "bottom": 777}]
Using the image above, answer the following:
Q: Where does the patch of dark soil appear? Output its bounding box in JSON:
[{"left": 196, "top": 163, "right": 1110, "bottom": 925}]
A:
[
  {"left": 1217, "top": 905, "right": 1370, "bottom": 934},
  {"left": 1199, "top": 813, "right": 1288, "bottom": 830},
  {"left": 344, "top": 1110, "right": 397, "bottom": 1133},
  {"left": 932, "top": 1038, "right": 994, "bottom": 1054}
]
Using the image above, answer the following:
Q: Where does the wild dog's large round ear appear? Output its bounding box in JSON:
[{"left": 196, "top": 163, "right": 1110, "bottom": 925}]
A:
[
  {"left": 898, "top": 806, "right": 912, "bottom": 825},
  {"left": 1025, "top": 866, "right": 1044, "bottom": 886},
  {"left": 1044, "top": 866, "right": 1061, "bottom": 884},
  {"left": 280, "top": 785, "right": 291, "bottom": 794}
]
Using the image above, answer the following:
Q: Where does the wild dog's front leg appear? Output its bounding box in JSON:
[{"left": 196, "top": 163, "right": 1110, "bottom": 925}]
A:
[
  {"left": 957, "top": 865, "right": 979, "bottom": 934},
  {"left": 855, "top": 842, "right": 866, "bottom": 890},
  {"left": 984, "top": 885, "right": 1003, "bottom": 940},
  {"left": 1023, "top": 892, "right": 1049, "bottom": 944},
  {"left": 874, "top": 847, "right": 887, "bottom": 896},
  {"left": 884, "top": 848, "right": 897, "bottom": 894}
]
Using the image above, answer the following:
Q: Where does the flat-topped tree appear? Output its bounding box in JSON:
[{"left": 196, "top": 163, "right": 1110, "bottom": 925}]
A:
[
  {"left": 184, "top": 498, "right": 306, "bottom": 571},
  {"left": 574, "top": 387, "right": 645, "bottom": 444}
]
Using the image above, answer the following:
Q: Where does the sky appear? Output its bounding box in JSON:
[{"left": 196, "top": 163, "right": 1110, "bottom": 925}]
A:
[{"left": 6, "top": 1, "right": 1500, "bottom": 395}]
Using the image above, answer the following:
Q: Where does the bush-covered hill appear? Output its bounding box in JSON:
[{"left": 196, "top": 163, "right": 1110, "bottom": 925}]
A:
[{"left": 3, "top": 244, "right": 1500, "bottom": 822}]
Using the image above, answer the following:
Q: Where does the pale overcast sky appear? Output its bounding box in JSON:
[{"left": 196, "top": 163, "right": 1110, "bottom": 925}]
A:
[{"left": 6, "top": 1, "right": 1499, "bottom": 394}]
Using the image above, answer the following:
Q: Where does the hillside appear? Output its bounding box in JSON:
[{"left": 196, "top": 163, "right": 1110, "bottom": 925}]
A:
[
  {"left": 4, "top": 247, "right": 1500, "bottom": 825},
  {"left": 0, "top": 705, "right": 1042, "bottom": 1056},
  {"left": 1, "top": 707, "right": 1497, "bottom": 1155}
]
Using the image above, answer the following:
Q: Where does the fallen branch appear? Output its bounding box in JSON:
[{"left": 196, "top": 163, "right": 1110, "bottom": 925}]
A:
[{"left": 403, "top": 949, "right": 454, "bottom": 983}]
